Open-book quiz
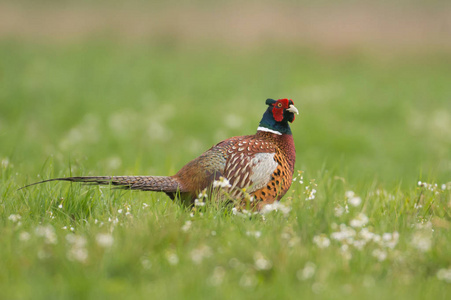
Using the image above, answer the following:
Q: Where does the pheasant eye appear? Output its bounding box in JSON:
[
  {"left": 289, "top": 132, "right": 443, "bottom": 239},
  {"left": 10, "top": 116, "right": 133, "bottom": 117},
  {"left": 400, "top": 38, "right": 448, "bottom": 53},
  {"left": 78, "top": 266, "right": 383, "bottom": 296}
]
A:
[{"left": 277, "top": 103, "right": 283, "bottom": 108}]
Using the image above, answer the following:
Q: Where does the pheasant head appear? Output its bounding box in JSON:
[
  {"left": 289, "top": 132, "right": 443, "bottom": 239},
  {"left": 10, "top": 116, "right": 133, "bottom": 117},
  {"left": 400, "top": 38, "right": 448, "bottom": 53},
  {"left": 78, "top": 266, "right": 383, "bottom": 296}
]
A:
[{"left": 258, "top": 98, "right": 299, "bottom": 135}]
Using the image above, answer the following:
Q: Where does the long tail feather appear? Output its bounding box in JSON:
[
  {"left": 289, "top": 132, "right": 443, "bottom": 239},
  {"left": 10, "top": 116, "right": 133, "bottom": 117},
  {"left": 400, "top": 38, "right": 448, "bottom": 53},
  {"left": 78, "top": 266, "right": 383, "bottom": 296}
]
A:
[{"left": 18, "top": 176, "right": 182, "bottom": 192}]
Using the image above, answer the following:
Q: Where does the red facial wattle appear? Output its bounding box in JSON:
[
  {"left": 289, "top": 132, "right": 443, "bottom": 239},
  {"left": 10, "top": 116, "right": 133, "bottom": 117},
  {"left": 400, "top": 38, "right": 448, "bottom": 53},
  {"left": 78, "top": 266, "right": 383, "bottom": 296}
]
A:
[{"left": 272, "top": 98, "right": 291, "bottom": 122}]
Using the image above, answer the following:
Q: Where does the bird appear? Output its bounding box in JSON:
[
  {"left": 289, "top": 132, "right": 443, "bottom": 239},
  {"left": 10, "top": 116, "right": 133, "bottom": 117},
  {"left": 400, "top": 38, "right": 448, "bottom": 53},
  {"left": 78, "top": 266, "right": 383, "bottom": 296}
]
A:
[{"left": 21, "top": 98, "right": 298, "bottom": 210}]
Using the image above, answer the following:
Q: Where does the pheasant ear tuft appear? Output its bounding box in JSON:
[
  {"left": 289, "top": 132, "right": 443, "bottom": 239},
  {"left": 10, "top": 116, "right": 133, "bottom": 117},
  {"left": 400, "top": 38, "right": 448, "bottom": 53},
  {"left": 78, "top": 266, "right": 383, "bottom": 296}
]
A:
[{"left": 266, "top": 99, "right": 277, "bottom": 106}]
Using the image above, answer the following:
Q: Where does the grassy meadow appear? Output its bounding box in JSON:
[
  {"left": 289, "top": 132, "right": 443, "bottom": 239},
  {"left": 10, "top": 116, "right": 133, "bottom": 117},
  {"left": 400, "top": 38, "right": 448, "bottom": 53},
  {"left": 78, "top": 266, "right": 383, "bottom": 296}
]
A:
[{"left": 1, "top": 38, "right": 451, "bottom": 299}]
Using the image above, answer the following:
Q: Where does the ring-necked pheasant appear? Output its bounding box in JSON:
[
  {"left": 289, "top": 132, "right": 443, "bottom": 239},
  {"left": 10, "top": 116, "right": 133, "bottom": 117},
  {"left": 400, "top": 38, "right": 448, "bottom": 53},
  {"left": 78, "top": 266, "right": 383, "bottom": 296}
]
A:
[{"left": 21, "top": 98, "right": 298, "bottom": 210}]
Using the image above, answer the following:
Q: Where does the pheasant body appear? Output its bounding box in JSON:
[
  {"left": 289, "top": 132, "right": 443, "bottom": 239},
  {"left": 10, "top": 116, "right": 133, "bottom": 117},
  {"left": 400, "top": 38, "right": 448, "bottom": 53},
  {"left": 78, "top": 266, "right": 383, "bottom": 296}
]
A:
[{"left": 21, "top": 98, "right": 298, "bottom": 210}]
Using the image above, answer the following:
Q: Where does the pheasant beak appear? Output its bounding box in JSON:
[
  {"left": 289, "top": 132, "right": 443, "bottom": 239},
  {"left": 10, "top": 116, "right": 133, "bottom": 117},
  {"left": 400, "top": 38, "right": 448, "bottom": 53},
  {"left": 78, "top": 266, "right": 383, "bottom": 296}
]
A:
[{"left": 287, "top": 104, "right": 299, "bottom": 115}]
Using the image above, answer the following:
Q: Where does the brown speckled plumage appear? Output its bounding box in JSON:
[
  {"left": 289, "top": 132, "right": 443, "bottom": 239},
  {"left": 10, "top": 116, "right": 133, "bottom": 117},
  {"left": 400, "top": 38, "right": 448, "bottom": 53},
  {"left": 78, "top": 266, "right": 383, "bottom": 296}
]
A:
[{"left": 20, "top": 98, "right": 298, "bottom": 210}]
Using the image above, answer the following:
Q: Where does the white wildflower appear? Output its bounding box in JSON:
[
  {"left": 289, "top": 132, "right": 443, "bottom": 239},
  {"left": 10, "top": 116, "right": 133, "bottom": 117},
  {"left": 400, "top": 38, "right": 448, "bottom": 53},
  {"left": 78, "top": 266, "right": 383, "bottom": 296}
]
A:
[
  {"left": 190, "top": 245, "right": 212, "bottom": 264},
  {"left": 297, "top": 262, "right": 316, "bottom": 280},
  {"left": 350, "top": 213, "right": 369, "bottom": 228},
  {"left": 117, "top": 209, "right": 123, "bottom": 214},
  {"left": 381, "top": 232, "right": 399, "bottom": 249},
  {"left": 335, "top": 205, "right": 345, "bottom": 217},
  {"left": 310, "top": 189, "right": 317, "bottom": 199},
  {"left": 281, "top": 231, "right": 291, "bottom": 240},
  {"left": 35, "top": 225, "right": 57, "bottom": 244},
  {"left": 288, "top": 237, "right": 301, "bottom": 247},
  {"left": 96, "top": 233, "right": 114, "bottom": 248},
  {"left": 437, "top": 268, "right": 451, "bottom": 283},
  {"left": 246, "top": 231, "right": 261, "bottom": 238},
  {"left": 260, "top": 202, "right": 291, "bottom": 216},
  {"left": 416, "top": 221, "right": 433, "bottom": 231},
  {"left": 345, "top": 191, "right": 355, "bottom": 198},
  {"left": 331, "top": 224, "right": 356, "bottom": 243},
  {"left": 353, "top": 239, "right": 367, "bottom": 250},
  {"left": 140, "top": 257, "right": 152, "bottom": 270},
  {"left": 372, "top": 249, "right": 387, "bottom": 262},
  {"left": 359, "top": 228, "right": 375, "bottom": 242},
  {"left": 166, "top": 251, "right": 179, "bottom": 265},
  {"left": 232, "top": 207, "right": 258, "bottom": 218},
  {"left": 8, "top": 214, "right": 21, "bottom": 223},
  {"left": 142, "top": 203, "right": 149, "bottom": 208},
  {"left": 66, "top": 234, "right": 87, "bottom": 247},
  {"left": 58, "top": 204, "right": 63, "bottom": 209},
  {"left": 306, "top": 187, "right": 317, "bottom": 201},
  {"left": 194, "top": 199, "right": 205, "bottom": 207},
  {"left": 382, "top": 233, "right": 392, "bottom": 241},
  {"left": 67, "top": 247, "right": 88, "bottom": 263},
  {"left": 411, "top": 230, "right": 432, "bottom": 252},
  {"left": 66, "top": 234, "right": 88, "bottom": 263},
  {"left": 19, "top": 231, "right": 31, "bottom": 242},
  {"left": 47, "top": 211, "right": 55, "bottom": 220},
  {"left": 209, "top": 266, "right": 226, "bottom": 286},
  {"left": 418, "top": 181, "right": 440, "bottom": 191},
  {"left": 346, "top": 190, "right": 362, "bottom": 207},
  {"left": 213, "top": 177, "right": 231, "bottom": 189},
  {"left": 341, "top": 244, "right": 352, "bottom": 260},
  {"left": 372, "top": 233, "right": 382, "bottom": 243},
  {"left": 198, "top": 188, "right": 208, "bottom": 199},
  {"left": 348, "top": 196, "right": 362, "bottom": 207},
  {"left": 108, "top": 217, "right": 119, "bottom": 225},
  {"left": 1, "top": 158, "right": 10, "bottom": 168},
  {"left": 313, "top": 234, "right": 331, "bottom": 248},
  {"left": 181, "top": 220, "right": 192, "bottom": 232},
  {"left": 254, "top": 252, "right": 272, "bottom": 270}
]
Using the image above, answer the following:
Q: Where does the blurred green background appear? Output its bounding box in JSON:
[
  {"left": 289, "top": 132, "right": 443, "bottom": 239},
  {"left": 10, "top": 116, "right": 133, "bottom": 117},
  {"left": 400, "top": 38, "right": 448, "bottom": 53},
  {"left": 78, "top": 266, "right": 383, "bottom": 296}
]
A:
[
  {"left": 0, "top": 0, "right": 450, "bottom": 185},
  {"left": 1, "top": 1, "right": 451, "bottom": 299}
]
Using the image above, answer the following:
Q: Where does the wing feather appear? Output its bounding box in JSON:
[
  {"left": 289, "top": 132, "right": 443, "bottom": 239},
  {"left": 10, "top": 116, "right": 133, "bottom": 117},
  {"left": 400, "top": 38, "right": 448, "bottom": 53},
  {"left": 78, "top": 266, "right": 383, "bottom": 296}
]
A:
[{"left": 222, "top": 138, "right": 278, "bottom": 196}]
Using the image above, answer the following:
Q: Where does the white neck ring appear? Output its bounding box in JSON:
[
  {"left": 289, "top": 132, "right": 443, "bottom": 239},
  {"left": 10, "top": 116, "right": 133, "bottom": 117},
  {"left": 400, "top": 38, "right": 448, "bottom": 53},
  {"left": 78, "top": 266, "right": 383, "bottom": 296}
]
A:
[{"left": 257, "top": 126, "right": 282, "bottom": 135}]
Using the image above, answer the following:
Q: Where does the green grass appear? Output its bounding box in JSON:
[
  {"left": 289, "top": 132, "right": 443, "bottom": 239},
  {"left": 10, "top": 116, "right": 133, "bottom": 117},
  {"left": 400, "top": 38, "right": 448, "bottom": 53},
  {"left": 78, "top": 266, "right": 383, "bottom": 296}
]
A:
[{"left": 1, "top": 41, "right": 451, "bottom": 299}]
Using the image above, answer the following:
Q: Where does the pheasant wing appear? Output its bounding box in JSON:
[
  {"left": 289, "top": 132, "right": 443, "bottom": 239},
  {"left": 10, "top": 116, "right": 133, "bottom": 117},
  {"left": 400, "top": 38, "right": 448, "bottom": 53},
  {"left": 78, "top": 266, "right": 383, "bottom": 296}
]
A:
[{"left": 222, "top": 139, "right": 278, "bottom": 197}]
